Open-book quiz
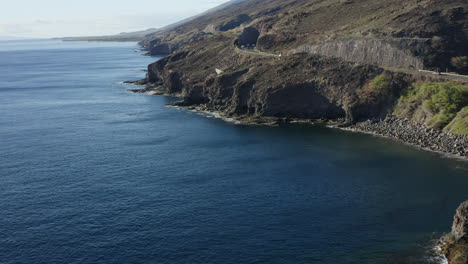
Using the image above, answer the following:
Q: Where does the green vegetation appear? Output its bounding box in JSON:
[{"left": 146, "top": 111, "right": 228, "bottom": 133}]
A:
[
  {"left": 396, "top": 82, "right": 468, "bottom": 132},
  {"left": 445, "top": 107, "right": 468, "bottom": 135},
  {"left": 357, "top": 74, "right": 395, "bottom": 103},
  {"left": 370, "top": 74, "right": 392, "bottom": 96},
  {"left": 368, "top": 73, "right": 393, "bottom": 97}
]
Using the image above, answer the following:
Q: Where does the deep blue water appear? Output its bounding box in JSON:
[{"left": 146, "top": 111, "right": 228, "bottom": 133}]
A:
[{"left": 0, "top": 39, "right": 467, "bottom": 264}]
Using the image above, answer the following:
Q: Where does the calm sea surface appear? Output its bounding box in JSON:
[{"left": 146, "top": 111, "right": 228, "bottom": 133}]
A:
[{"left": 0, "top": 40, "right": 467, "bottom": 264}]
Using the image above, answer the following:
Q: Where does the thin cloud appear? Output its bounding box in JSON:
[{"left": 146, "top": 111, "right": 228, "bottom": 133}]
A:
[
  {"left": 0, "top": 10, "right": 201, "bottom": 38},
  {"left": 0, "top": 0, "right": 233, "bottom": 38}
]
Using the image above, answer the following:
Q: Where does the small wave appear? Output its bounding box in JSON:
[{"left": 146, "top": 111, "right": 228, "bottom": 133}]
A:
[
  {"left": 172, "top": 106, "right": 242, "bottom": 124},
  {"left": 145, "top": 90, "right": 160, "bottom": 95},
  {"left": 422, "top": 241, "right": 448, "bottom": 264},
  {"left": 196, "top": 110, "right": 242, "bottom": 124},
  {"left": 429, "top": 245, "right": 448, "bottom": 264}
]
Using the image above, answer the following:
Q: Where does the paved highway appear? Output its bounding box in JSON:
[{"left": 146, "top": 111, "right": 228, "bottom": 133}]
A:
[{"left": 236, "top": 46, "right": 468, "bottom": 81}]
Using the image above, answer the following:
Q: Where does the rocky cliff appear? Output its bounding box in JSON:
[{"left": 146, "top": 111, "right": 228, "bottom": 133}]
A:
[
  {"left": 440, "top": 201, "right": 468, "bottom": 264},
  {"left": 142, "top": 35, "right": 414, "bottom": 123},
  {"left": 135, "top": 34, "right": 468, "bottom": 157},
  {"left": 133, "top": 0, "right": 468, "bottom": 158},
  {"left": 290, "top": 38, "right": 429, "bottom": 70}
]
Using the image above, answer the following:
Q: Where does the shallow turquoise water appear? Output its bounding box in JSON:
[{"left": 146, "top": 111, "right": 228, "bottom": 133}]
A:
[{"left": 0, "top": 39, "right": 467, "bottom": 264}]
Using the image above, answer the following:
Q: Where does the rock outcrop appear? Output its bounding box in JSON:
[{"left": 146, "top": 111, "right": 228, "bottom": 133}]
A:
[
  {"left": 290, "top": 38, "right": 430, "bottom": 70},
  {"left": 143, "top": 35, "right": 409, "bottom": 123},
  {"left": 236, "top": 26, "right": 260, "bottom": 46},
  {"left": 132, "top": 0, "right": 468, "bottom": 158},
  {"left": 440, "top": 201, "right": 468, "bottom": 264}
]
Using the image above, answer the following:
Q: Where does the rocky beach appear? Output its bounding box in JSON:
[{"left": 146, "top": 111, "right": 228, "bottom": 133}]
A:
[
  {"left": 127, "top": 80, "right": 468, "bottom": 161},
  {"left": 348, "top": 116, "right": 468, "bottom": 159}
]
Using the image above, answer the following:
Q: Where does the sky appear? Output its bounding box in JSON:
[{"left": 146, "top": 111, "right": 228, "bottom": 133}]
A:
[{"left": 0, "top": 0, "right": 230, "bottom": 39}]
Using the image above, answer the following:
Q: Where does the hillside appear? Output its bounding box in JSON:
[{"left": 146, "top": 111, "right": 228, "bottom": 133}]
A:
[
  {"left": 134, "top": 0, "right": 468, "bottom": 159},
  {"left": 141, "top": 0, "right": 468, "bottom": 72}
]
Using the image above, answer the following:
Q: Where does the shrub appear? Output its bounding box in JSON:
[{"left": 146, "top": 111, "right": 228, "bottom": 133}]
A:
[
  {"left": 395, "top": 82, "right": 468, "bottom": 129},
  {"left": 370, "top": 74, "right": 392, "bottom": 95},
  {"left": 445, "top": 107, "right": 468, "bottom": 135}
]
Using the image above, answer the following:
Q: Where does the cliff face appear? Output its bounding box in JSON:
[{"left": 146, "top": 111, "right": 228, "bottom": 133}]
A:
[
  {"left": 290, "top": 38, "right": 429, "bottom": 70},
  {"left": 144, "top": 35, "right": 412, "bottom": 124},
  {"left": 440, "top": 201, "right": 468, "bottom": 264},
  {"left": 134, "top": 0, "right": 468, "bottom": 157}
]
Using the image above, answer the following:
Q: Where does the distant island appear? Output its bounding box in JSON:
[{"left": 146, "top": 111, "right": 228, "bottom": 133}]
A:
[
  {"left": 62, "top": 0, "right": 246, "bottom": 42},
  {"left": 59, "top": 28, "right": 160, "bottom": 42}
]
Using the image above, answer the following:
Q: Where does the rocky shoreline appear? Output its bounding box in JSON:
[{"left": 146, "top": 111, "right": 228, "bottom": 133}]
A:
[
  {"left": 347, "top": 116, "right": 468, "bottom": 159},
  {"left": 439, "top": 201, "right": 468, "bottom": 264},
  {"left": 126, "top": 84, "right": 467, "bottom": 160}
]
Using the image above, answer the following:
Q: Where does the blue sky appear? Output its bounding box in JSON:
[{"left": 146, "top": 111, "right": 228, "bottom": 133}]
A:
[{"left": 0, "top": 0, "right": 230, "bottom": 38}]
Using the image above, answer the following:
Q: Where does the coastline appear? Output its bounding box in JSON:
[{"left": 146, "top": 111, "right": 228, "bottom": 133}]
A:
[
  {"left": 340, "top": 123, "right": 468, "bottom": 162},
  {"left": 344, "top": 117, "right": 468, "bottom": 160},
  {"left": 126, "top": 84, "right": 468, "bottom": 161}
]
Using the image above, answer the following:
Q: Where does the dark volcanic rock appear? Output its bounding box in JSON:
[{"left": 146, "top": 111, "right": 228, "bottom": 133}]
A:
[
  {"left": 139, "top": 0, "right": 468, "bottom": 71},
  {"left": 291, "top": 38, "right": 431, "bottom": 70},
  {"left": 145, "top": 35, "right": 396, "bottom": 123},
  {"left": 135, "top": 0, "right": 468, "bottom": 158},
  {"left": 236, "top": 26, "right": 260, "bottom": 46},
  {"left": 257, "top": 33, "right": 289, "bottom": 51},
  {"left": 219, "top": 14, "right": 251, "bottom": 31},
  {"left": 349, "top": 116, "right": 468, "bottom": 158},
  {"left": 124, "top": 79, "right": 148, "bottom": 86},
  {"left": 440, "top": 201, "right": 468, "bottom": 264},
  {"left": 146, "top": 38, "right": 177, "bottom": 56},
  {"left": 140, "top": 34, "right": 468, "bottom": 159},
  {"left": 453, "top": 201, "right": 468, "bottom": 241}
]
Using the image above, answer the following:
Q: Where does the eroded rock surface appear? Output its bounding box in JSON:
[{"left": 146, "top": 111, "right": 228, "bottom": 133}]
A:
[
  {"left": 453, "top": 202, "right": 468, "bottom": 241},
  {"left": 290, "top": 38, "right": 430, "bottom": 70},
  {"left": 143, "top": 35, "right": 406, "bottom": 123},
  {"left": 236, "top": 26, "right": 260, "bottom": 46},
  {"left": 132, "top": 0, "right": 468, "bottom": 158},
  {"left": 440, "top": 201, "right": 468, "bottom": 264}
]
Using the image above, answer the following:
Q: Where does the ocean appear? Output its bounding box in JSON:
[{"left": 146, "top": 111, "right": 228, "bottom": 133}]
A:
[{"left": 0, "top": 39, "right": 467, "bottom": 264}]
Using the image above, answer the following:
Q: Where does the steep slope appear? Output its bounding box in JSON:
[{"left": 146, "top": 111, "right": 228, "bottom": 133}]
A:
[
  {"left": 440, "top": 201, "right": 468, "bottom": 264},
  {"left": 133, "top": 0, "right": 468, "bottom": 157},
  {"left": 141, "top": 0, "right": 468, "bottom": 72}
]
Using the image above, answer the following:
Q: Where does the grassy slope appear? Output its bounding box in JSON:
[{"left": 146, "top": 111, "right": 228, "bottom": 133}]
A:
[{"left": 394, "top": 82, "right": 468, "bottom": 134}]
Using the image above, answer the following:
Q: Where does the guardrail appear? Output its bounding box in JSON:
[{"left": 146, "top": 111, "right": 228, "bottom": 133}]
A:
[{"left": 418, "top": 69, "right": 468, "bottom": 79}]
